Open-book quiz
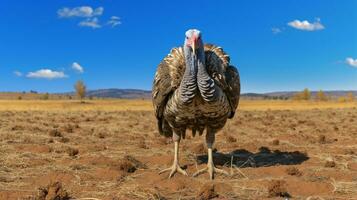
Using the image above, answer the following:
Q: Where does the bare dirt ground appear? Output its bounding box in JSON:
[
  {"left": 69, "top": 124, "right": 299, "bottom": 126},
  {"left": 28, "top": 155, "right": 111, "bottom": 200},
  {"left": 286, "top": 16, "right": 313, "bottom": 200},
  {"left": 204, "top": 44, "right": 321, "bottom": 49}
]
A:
[{"left": 0, "top": 101, "right": 356, "bottom": 199}]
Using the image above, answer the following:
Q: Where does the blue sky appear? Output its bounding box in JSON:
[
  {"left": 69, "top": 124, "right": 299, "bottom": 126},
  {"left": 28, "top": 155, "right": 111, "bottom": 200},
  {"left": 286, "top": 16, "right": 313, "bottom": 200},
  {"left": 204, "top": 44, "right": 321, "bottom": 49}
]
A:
[{"left": 0, "top": 0, "right": 356, "bottom": 93}]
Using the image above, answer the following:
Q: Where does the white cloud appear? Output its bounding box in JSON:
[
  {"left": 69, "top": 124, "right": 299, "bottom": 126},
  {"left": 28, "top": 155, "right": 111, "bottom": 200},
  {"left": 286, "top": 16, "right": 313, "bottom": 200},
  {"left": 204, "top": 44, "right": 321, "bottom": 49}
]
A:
[
  {"left": 93, "top": 7, "right": 104, "bottom": 16},
  {"left": 346, "top": 57, "right": 357, "bottom": 67},
  {"left": 72, "top": 62, "right": 84, "bottom": 73},
  {"left": 58, "top": 6, "right": 104, "bottom": 18},
  {"left": 14, "top": 71, "right": 23, "bottom": 77},
  {"left": 287, "top": 18, "right": 325, "bottom": 31},
  {"left": 58, "top": 6, "right": 120, "bottom": 29},
  {"left": 271, "top": 27, "right": 281, "bottom": 34},
  {"left": 26, "top": 69, "right": 67, "bottom": 79},
  {"left": 107, "top": 16, "right": 121, "bottom": 27},
  {"left": 79, "top": 17, "right": 101, "bottom": 29}
]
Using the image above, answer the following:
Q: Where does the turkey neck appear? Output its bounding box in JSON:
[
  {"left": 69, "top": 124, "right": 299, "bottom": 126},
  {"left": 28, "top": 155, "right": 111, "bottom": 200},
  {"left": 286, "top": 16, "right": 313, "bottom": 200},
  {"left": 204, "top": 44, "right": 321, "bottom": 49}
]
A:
[
  {"left": 179, "top": 46, "right": 198, "bottom": 104},
  {"left": 196, "top": 45, "right": 217, "bottom": 102}
]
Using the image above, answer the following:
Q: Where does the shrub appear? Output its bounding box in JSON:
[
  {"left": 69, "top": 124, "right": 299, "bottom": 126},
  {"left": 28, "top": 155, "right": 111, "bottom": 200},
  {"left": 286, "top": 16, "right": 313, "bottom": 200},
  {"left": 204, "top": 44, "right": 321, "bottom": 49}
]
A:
[
  {"left": 293, "top": 88, "right": 311, "bottom": 101},
  {"left": 74, "top": 80, "right": 86, "bottom": 103},
  {"left": 316, "top": 90, "right": 327, "bottom": 101}
]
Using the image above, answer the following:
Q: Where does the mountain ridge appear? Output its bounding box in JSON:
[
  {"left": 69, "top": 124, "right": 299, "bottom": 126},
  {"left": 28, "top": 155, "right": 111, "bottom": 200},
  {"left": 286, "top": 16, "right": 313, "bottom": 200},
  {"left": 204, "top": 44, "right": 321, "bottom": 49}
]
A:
[
  {"left": 1, "top": 89, "right": 355, "bottom": 100},
  {"left": 63, "top": 89, "right": 357, "bottom": 99}
]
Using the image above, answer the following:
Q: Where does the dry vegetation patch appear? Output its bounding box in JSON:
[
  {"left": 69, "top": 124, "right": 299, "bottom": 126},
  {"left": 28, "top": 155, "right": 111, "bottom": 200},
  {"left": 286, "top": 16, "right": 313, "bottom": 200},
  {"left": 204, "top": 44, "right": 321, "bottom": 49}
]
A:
[
  {"left": 196, "top": 183, "right": 218, "bottom": 200},
  {"left": 36, "top": 181, "right": 70, "bottom": 200},
  {"left": 226, "top": 135, "right": 237, "bottom": 143},
  {"left": 318, "top": 134, "right": 327, "bottom": 144},
  {"left": 286, "top": 166, "right": 302, "bottom": 176},
  {"left": 271, "top": 139, "right": 280, "bottom": 145},
  {"left": 267, "top": 180, "right": 290, "bottom": 198},
  {"left": 66, "top": 147, "right": 79, "bottom": 157},
  {"left": 325, "top": 160, "right": 336, "bottom": 168}
]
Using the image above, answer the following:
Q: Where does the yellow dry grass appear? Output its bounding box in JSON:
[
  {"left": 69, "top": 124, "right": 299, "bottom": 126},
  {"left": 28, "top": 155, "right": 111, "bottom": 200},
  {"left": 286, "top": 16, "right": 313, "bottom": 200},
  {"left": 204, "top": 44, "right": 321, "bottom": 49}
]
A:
[
  {"left": 238, "top": 100, "right": 357, "bottom": 110},
  {"left": 0, "top": 99, "right": 355, "bottom": 111},
  {"left": 0, "top": 99, "right": 150, "bottom": 111}
]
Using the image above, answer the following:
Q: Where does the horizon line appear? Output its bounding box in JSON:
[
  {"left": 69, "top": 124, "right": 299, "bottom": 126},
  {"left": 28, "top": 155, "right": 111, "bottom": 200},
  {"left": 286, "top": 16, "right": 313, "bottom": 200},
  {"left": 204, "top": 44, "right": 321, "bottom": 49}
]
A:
[{"left": 1, "top": 88, "right": 356, "bottom": 95}]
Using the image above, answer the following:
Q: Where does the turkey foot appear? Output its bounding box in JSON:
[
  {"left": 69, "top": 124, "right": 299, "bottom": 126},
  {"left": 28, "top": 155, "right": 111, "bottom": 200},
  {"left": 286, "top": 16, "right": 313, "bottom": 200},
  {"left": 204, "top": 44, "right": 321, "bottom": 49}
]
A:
[
  {"left": 193, "top": 147, "right": 229, "bottom": 179},
  {"left": 193, "top": 163, "right": 229, "bottom": 180},
  {"left": 159, "top": 163, "right": 188, "bottom": 178},
  {"left": 159, "top": 141, "right": 188, "bottom": 178}
]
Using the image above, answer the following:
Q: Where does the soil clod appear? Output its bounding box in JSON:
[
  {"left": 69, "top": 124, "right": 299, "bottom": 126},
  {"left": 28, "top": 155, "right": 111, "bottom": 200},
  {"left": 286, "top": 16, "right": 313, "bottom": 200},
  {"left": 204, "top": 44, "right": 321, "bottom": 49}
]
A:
[
  {"left": 196, "top": 183, "right": 218, "bottom": 200},
  {"left": 267, "top": 180, "right": 291, "bottom": 198},
  {"left": 36, "top": 181, "right": 70, "bottom": 200}
]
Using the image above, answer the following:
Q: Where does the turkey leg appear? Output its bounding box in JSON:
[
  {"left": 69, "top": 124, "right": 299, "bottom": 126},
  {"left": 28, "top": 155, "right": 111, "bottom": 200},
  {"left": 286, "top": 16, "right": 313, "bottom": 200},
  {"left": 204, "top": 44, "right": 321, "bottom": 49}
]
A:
[
  {"left": 193, "top": 130, "right": 229, "bottom": 179},
  {"left": 159, "top": 132, "right": 188, "bottom": 178}
]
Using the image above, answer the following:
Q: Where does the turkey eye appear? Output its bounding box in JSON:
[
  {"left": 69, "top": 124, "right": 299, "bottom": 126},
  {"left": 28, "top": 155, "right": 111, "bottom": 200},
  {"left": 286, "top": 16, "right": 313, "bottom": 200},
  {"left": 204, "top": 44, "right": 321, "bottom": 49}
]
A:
[{"left": 186, "top": 37, "right": 189, "bottom": 39}]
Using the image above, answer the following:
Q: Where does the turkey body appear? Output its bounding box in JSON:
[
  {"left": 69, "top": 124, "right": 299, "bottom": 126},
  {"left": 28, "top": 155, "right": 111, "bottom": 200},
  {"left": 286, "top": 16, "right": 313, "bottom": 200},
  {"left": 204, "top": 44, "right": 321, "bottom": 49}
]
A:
[
  {"left": 152, "top": 36, "right": 240, "bottom": 179},
  {"left": 153, "top": 44, "right": 240, "bottom": 138}
]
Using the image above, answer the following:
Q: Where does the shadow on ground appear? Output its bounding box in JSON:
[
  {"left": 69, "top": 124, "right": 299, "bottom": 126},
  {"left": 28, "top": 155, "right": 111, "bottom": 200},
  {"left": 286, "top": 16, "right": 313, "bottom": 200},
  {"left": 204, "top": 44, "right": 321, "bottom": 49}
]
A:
[{"left": 197, "top": 146, "right": 309, "bottom": 167}]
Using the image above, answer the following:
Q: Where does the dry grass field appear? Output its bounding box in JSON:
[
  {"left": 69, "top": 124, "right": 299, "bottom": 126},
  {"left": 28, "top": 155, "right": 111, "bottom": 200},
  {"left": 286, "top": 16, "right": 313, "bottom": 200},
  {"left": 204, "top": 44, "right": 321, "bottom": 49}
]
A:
[
  {"left": 0, "top": 100, "right": 356, "bottom": 199},
  {"left": 0, "top": 99, "right": 356, "bottom": 111}
]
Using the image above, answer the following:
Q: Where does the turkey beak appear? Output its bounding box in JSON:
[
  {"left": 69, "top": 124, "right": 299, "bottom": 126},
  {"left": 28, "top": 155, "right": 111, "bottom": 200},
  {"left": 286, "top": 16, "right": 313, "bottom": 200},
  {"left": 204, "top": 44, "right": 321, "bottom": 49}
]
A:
[
  {"left": 191, "top": 36, "right": 199, "bottom": 56},
  {"left": 192, "top": 41, "right": 196, "bottom": 56}
]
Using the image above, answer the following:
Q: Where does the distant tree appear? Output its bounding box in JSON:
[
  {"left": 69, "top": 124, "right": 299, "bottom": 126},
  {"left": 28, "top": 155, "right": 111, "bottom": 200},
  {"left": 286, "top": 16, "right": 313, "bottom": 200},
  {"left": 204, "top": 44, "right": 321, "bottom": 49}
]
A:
[
  {"left": 338, "top": 96, "right": 347, "bottom": 102},
  {"left": 74, "top": 80, "right": 86, "bottom": 103},
  {"left": 293, "top": 88, "right": 311, "bottom": 101},
  {"left": 302, "top": 88, "right": 311, "bottom": 100},
  {"left": 42, "top": 93, "right": 49, "bottom": 100},
  {"left": 316, "top": 90, "right": 327, "bottom": 101},
  {"left": 347, "top": 92, "right": 355, "bottom": 102},
  {"left": 278, "top": 96, "right": 286, "bottom": 100}
]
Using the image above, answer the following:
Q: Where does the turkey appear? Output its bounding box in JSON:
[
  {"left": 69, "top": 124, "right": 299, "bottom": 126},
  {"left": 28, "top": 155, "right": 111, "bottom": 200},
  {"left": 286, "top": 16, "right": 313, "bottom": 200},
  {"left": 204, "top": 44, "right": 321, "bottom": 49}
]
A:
[{"left": 152, "top": 29, "right": 240, "bottom": 179}]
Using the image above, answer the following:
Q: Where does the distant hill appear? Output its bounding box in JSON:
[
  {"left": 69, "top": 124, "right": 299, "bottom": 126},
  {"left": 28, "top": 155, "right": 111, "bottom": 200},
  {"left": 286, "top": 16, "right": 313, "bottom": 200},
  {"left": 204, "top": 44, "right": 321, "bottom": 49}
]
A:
[
  {"left": 0, "top": 89, "right": 356, "bottom": 100},
  {"left": 0, "top": 89, "right": 152, "bottom": 100},
  {"left": 85, "top": 89, "right": 151, "bottom": 99},
  {"left": 70, "top": 89, "right": 357, "bottom": 100},
  {"left": 61, "top": 88, "right": 152, "bottom": 99},
  {"left": 241, "top": 90, "right": 357, "bottom": 100}
]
